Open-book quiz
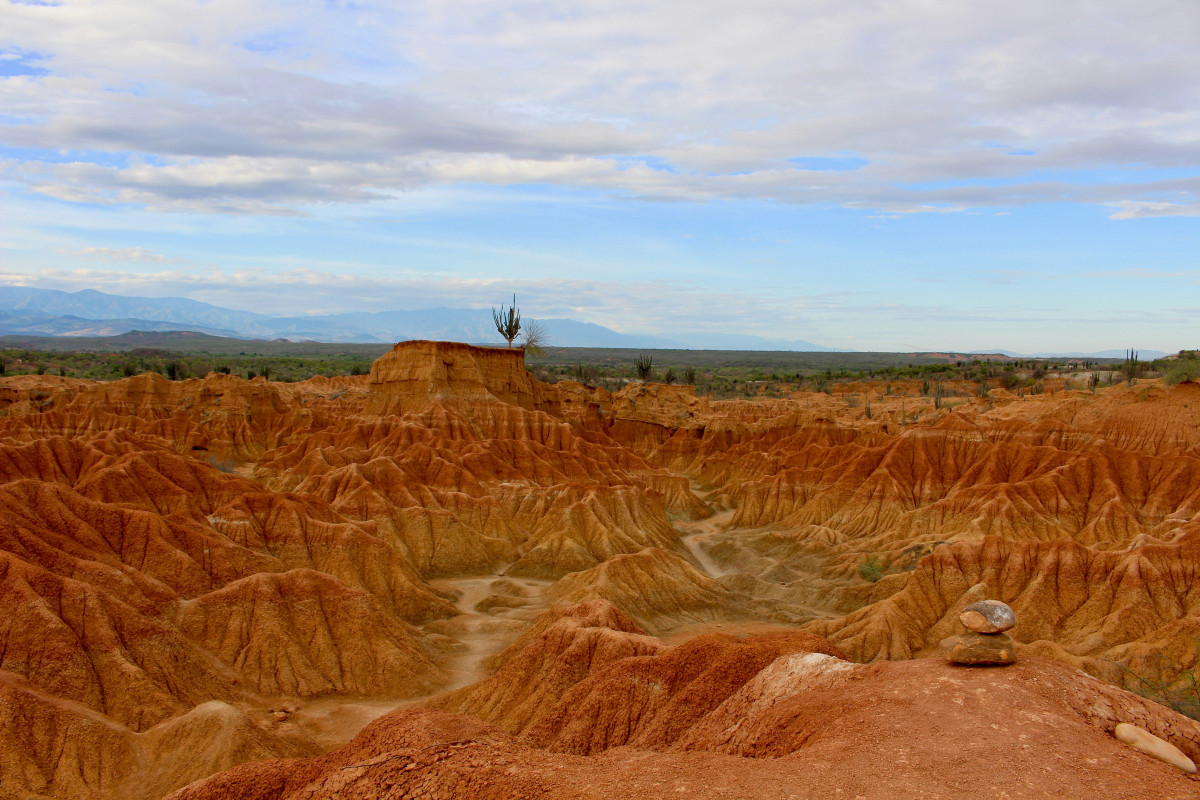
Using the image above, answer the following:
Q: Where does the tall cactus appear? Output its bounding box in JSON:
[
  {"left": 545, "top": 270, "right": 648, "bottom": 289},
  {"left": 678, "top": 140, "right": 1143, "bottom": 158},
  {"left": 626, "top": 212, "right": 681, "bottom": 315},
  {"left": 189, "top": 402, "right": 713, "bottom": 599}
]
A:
[
  {"left": 492, "top": 295, "right": 521, "bottom": 348},
  {"left": 1125, "top": 348, "right": 1139, "bottom": 385}
]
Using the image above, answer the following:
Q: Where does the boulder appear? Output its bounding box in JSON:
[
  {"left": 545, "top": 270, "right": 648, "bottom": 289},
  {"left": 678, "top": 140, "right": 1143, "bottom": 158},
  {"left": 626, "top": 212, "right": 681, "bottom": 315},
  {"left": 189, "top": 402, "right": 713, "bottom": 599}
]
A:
[
  {"left": 959, "top": 599, "right": 1016, "bottom": 634},
  {"left": 941, "top": 632, "right": 1016, "bottom": 666}
]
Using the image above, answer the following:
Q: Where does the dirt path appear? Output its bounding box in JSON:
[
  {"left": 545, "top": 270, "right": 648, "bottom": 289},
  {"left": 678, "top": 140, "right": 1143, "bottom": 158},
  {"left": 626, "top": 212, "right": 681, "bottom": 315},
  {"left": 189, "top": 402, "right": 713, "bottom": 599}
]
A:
[
  {"left": 428, "top": 574, "right": 553, "bottom": 690},
  {"left": 677, "top": 506, "right": 736, "bottom": 578},
  {"left": 281, "top": 573, "right": 551, "bottom": 751},
  {"left": 674, "top": 483, "right": 736, "bottom": 579}
]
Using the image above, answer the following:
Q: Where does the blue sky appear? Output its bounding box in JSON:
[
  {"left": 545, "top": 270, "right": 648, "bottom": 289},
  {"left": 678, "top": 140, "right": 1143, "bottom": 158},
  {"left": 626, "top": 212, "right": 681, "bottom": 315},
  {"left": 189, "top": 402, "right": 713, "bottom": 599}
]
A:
[{"left": 1, "top": 0, "right": 1197, "bottom": 351}]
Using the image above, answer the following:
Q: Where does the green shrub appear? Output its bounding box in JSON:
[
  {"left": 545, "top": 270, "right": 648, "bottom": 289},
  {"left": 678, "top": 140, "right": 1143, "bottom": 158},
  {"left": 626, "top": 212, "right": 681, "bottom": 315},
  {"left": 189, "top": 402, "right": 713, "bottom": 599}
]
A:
[
  {"left": 1117, "top": 637, "right": 1200, "bottom": 721},
  {"left": 857, "top": 557, "right": 884, "bottom": 582},
  {"left": 1166, "top": 358, "right": 1200, "bottom": 386}
]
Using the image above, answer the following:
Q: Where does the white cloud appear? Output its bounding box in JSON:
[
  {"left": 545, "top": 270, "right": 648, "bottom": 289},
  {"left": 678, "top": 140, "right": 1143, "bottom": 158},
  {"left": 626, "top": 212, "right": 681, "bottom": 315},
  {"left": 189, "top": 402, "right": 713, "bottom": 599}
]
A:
[
  {"left": 54, "top": 246, "right": 176, "bottom": 263},
  {"left": 1106, "top": 200, "right": 1200, "bottom": 220},
  {"left": 0, "top": 0, "right": 1197, "bottom": 214}
]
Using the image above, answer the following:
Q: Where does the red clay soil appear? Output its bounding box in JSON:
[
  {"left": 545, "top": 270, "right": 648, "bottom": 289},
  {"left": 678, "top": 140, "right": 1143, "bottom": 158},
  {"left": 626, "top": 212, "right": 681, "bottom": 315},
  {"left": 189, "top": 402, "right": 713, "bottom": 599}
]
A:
[
  {"left": 168, "top": 656, "right": 1200, "bottom": 800},
  {"left": 523, "top": 628, "right": 845, "bottom": 754},
  {"left": 425, "top": 601, "right": 666, "bottom": 736}
]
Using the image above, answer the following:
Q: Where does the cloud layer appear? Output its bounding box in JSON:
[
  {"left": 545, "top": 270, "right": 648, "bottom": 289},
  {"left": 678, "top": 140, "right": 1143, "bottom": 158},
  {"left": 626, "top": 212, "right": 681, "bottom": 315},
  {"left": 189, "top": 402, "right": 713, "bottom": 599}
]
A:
[{"left": 3, "top": 0, "right": 1198, "bottom": 214}]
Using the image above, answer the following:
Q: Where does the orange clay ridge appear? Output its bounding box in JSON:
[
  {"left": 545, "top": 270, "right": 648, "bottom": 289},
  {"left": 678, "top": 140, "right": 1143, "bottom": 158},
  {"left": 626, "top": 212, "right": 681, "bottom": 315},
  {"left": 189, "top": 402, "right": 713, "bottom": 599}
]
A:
[{"left": 0, "top": 340, "right": 1198, "bottom": 798}]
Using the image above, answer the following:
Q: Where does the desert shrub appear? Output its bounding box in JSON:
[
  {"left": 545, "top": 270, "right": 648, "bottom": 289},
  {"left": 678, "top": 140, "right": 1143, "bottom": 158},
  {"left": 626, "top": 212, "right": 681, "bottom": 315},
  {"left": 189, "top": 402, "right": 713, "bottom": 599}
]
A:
[
  {"left": 520, "top": 319, "right": 548, "bottom": 357},
  {"left": 570, "top": 363, "right": 600, "bottom": 384},
  {"left": 1166, "top": 357, "right": 1200, "bottom": 385},
  {"left": 857, "top": 557, "right": 884, "bottom": 582},
  {"left": 1117, "top": 637, "right": 1200, "bottom": 721},
  {"left": 635, "top": 354, "right": 654, "bottom": 381},
  {"left": 683, "top": 366, "right": 696, "bottom": 385},
  {"left": 663, "top": 368, "right": 676, "bottom": 384}
]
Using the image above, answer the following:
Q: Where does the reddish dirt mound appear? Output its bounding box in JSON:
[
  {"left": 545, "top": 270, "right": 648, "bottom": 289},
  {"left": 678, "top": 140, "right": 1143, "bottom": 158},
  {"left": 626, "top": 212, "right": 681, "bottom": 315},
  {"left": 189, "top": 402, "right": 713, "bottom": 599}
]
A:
[
  {"left": 167, "top": 655, "right": 1200, "bottom": 800},
  {"left": 177, "top": 568, "right": 448, "bottom": 697},
  {"left": 548, "top": 547, "right": 744, "bottom": 633},
  {"left": 524, "top": 628, "right": 844, "bottom": 753},
  {"left": 426, "top": 600, "right": 664, "bottom": 736}
]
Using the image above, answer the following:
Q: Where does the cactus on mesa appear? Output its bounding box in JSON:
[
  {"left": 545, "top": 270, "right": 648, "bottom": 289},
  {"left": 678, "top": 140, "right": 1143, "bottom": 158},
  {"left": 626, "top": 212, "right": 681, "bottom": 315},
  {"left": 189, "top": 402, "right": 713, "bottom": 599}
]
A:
[{"left": 493, "top": 294, "right": 522, "bottom": 348}]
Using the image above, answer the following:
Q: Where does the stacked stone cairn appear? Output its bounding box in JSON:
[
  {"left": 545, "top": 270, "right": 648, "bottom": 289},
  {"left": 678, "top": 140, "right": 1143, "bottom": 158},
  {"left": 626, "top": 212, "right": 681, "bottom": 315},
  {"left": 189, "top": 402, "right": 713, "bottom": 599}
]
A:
[{"left": 941, "top": 599, "right": 1016, "bottom": 666}]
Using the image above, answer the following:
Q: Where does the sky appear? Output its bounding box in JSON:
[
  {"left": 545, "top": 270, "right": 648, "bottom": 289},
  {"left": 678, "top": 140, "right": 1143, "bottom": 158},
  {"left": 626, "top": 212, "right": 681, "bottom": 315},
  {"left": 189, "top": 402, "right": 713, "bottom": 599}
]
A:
[{"left": 0, "top": 0, "right": 1197, "bottom": 352}]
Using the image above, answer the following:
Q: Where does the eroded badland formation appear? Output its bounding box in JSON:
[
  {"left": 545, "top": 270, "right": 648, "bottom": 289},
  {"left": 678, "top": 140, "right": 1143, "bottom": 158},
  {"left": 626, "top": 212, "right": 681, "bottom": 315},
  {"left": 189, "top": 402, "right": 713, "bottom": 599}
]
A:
[{"left": 2, "top": 340, "right": 1200, "bottom": 798}]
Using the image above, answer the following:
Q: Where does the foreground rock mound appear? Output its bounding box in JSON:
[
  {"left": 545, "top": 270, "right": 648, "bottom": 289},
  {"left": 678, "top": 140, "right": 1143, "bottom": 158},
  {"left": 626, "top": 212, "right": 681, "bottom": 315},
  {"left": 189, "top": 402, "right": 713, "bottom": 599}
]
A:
[
  {"left": 523, "top": 628, "right": 844, "bottom": 754},
  {"left": 170, "top": 654, "right": 1200, "bottom": 800},
  {"left": 428, "top": 599, "right": 843, "bottom": 750}
]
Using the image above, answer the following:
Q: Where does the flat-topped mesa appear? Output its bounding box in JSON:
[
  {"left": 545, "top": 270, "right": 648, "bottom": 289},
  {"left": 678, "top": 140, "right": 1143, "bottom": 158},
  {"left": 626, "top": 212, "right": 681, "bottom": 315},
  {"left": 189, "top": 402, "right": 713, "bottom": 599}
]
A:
[{"left": 365, "top": 340, "right": 542, "bottom": 416}]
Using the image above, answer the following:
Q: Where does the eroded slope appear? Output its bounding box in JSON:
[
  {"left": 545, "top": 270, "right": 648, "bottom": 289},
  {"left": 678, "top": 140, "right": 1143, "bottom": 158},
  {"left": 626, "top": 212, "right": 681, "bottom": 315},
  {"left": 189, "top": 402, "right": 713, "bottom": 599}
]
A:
[{"left": 1, "top": 344, "right": 1199, "bottom": 798}]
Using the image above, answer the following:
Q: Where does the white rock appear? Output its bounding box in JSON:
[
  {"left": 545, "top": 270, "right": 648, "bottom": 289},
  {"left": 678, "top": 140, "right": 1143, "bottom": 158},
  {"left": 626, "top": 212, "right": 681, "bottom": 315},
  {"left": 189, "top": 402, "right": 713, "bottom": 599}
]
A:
[{"left": 1114, "top": 723, "right": 1197, "bottom": 774}]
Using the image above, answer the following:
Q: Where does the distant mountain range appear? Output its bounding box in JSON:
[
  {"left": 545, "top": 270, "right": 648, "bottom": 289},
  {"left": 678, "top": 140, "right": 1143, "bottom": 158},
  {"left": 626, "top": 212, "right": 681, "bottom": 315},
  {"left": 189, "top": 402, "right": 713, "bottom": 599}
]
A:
[
  {"left": 970, "top": 348, "right": 1171, "bottom": 360},
  {"left": 0, "top": 286, "right": 844, "bottom": 351},
  {"left": 0, "top": 286, "right": 1170, "bottom": 356}
]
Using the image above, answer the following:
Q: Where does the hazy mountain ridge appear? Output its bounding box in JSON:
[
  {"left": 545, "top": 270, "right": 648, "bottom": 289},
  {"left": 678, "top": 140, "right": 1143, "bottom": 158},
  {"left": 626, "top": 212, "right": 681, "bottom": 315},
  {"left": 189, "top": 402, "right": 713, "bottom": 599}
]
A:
[
  {"left": 0, "top": 287, "right": 843, "bottom": 350},
  {"left": 5, "top": 287, "right": 1161, "bottom": 356},
  {"left": 971, "top": 347, "right": 1171, "bottom": 360},
  {"left": 0, "top": 311, "right": 242, "bottom": 339}
]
